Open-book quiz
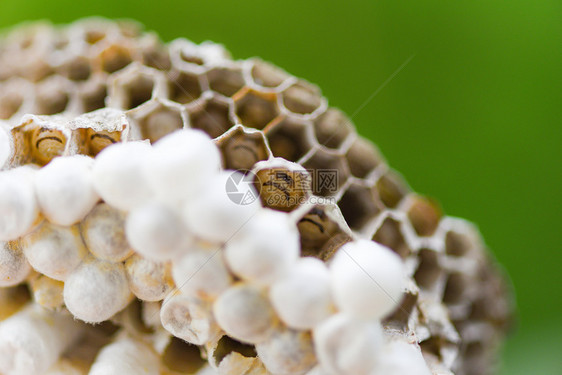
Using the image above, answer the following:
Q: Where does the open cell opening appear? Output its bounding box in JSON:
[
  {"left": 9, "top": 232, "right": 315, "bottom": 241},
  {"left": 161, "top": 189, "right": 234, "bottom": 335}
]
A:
[
  {"left": 413, "top": 249, "right": 442, "bottom": 290},
  {"left": 313, "top": 108, "right": 354, "bottom": 149},
  {"left": 207, "top": 67, "right": 245, "bottom": 97},
  {"left": 376, "top": 171, "right": 409, "bottom": 208},
  {"left": 266, "top": 119, "right": 311, "bottom": 162},
  {"left": 162, "top": 337, "right": 206, "bottom": 374},
  {"left": 81, "top": 85, "right": 107, "bottom": 113},
  {"left": 85, "top": 30, "right": 106, "bottom": 45},
  {"left": 235, "top": 90, "right": 279, "bottom": 130},
  {"left": 443, "top": 272, "right": 468, "bottom": 304},
  {"left": 36, "top": 89, "right": 69, "bottom": 115},
  {"left": 168, "top": 71, "right": 202, "bottom": 104},
  {"left": 372, "top": 217, "right": 411, "bottom": 259},
  {"left": 445, "top": 230, "right": 473, "bottom": 256},
  {"left": 407, "top": 196, "right": 442, "bottom": 237},
  {"left": 120, "top": 75, "right": 155, "bottom": 110},
  {"left": 298, "top": 206, "right": 342, "bottom": 257},
  {"left": 99, "top": 45, "right": 133, "bottom": 73},
  {"left": 0, "top": 93, "right": 23, "bottom": 120},
  {"left": 282, "top": 83, "right": 322, "bottom": 115},
  {"left": 189, "top": 99, "right": 233, "bottom": 138},
  {"left": 338, "top": 184, "right": 382, "bottom": 231},
  {"left": 60, "top": 56, "right": 91, "bottom": 81},
  {"left": 384, "top": 291, "right": 418, "bottom": 328},
  {"left": 179, "top": 50, "right": 204, "bottom": 66},
  {"left": 302, "top": 150, "right": 348, "bottom": 197},
  {"left": 139, "top": 106, "right": 184, "bottom": 143},
  {"left": 345, "top": 137, "right": 382, "bottom": 178},
  {"left": 213, "top": 335, "right": 257, "bottom": 367},
  {"left": 219, "top": 128, "right": 269, "bottom": 171},
  {"left": 251, "top": 60, "right": 289, "bottom": 88}
]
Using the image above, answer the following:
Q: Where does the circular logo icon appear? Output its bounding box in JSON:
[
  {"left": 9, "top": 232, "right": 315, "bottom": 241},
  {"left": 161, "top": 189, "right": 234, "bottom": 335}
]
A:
[{"left": 225, "top": 170, "right": 259, "bottom": 205}]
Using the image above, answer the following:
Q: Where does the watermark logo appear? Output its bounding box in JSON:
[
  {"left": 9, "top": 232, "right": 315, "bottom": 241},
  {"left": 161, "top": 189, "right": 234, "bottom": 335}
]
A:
[
  {"left": 313, "top": 169, "right": 339, "bottom": 195},
  {"left": 225, "top": 171, "right": 259, "bottom": 205}
]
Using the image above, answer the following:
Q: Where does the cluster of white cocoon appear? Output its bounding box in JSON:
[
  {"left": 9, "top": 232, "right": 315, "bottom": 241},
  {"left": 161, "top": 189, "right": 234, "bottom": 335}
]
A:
[
  {"left": 34, "top": 156, "right": 99, "bottom": 226},
  {"left": 225, "top": 209, "right": 300, "bottom": 286},
  {"left": 160, "top": 293, "right": 219, "bottom": 345},
  {"left": 269, "top": 257, "right": 333, "bottom": 330},
  {"left": 88, "top": 336, "right": 160, "bottom": 375},
  {"left": 0, "top": 125, "right": 11, "bottom": 169},
  {"left": 0, "top": 241, "right": 30, "bottom": 287},
  {"left": 0, "top": 305, "right": 82, "bottom": 375},
  {"left": 0, "top": 166, "right": 39, "bottom": 241},
  {"left": 0, "top": 127, "right": 428, "bottom": 375},
  {"left": 64, "top": 257, "right": 132, "bottom": 323},
  {"left": 330, "top": 239, "right": 406, "bottom": 320},
  {"left": 22, "top": 222, "right": 88, "bottom": 281}
]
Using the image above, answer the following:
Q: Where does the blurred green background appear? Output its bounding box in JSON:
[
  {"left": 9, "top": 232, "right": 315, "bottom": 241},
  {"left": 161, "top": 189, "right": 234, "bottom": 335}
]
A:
[{"left": 0, "top": 0, "right": 560, "bottom": 373}]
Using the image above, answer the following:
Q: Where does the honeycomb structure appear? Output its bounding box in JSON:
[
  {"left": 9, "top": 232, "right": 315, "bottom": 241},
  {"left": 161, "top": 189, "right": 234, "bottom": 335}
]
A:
[{"left": 0, "top": 19, "right": 511, "bottom": 375}]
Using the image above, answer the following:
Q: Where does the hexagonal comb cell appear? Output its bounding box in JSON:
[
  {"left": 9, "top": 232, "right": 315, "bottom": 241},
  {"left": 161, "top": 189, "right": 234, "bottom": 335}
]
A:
[
  {"left": 218, "top": 127, "right": 269, "bottom": 171},
  {"left": 161, "top": 337, "right": 207, "bottom": 374},
  {"left": 234, "top": 89, "right": 279, "bottom": 130},
  {"left": 443, "top": 272, "right": 470, "bottom": 305},
  {"left": 445, "top": 230, "right": 473, "bottom": 257},
  {"left": 168, "top": 70, "right": 202, "bottom": 104},
  {"left": 0, "top": 285, "right": 31, "bottom": 320},
  {"left": 114, "top": 73, "right": 155, "bottom": 110},
  {"left": 459, "top": 342, "right": 487, "bottom": 375},
  {"left": 11, "top": 124, "right": 67, "bottom": 166},
  {"left": 179, "top": 49, "right": 204, "bottom": 66},
  {"left": 375, "top": 170, "right": 409, "bottom": 208},
  {"left": 250, "top": 59, "right": 291, "bottom": 88},
  {"left": 212, "top": 336, "right": 257, "bottom": 366},
  {"left": 407, "top": 196, "right": 443, "bottom": 237},
  {"left": 0, "top": 84, "right": 24, "bottom": 120},
  {"left": 5, "top": 46, "right": 53, "bottom": 82},
  {"left": 266, "top": 118, "right": 312, "bottom": 162},
  {"left": 189, "top": 98, "right": 233, "bottom": 138},
  {"left": 32, "top": 127, "right": 68, "bottom": 165},
  {"left": 298, "top": 206, "right": 342, "bottom": 257},
  {"left": 468, "top": 266, "right": 512, "bottom": 327},
  {"left": 255, "top": 167, "right": 310, "bottom": 212},
  {"left": 345, "top": 137, "right": 383, "bottom": 178},
  {"left": 77, "top": 128, "right": 122, "bottom": 157},
  {"left": 141, "top": 41, "right": 171, "bottom": 71},
  {"left": 338, "top": 183, "right": 382, "bottom": 231},
  {"left": 98, "top": 44, "right": 133, "bottom": 73},
  {"left": 207, "top": 67, "right": 245, "bottom": 97},
  {"left": 419, "top": 337, "right": 449, "bottom": 364},
  {"left": 372, "top": 216, "right": 412, "bottom": 259},
  {"left": 35, "top": 79, "right": 70, "bottom": 115},
  {"left": 52, "top": 35, "right": 69, "bottom": 52},
  {"left": 58, "top": 56, "right": 91, "bottom": 81},
  {"left": 414, "top": 249, "right": 443, "bottom": 290},
  {"left": 80, "top": 83, "right": 108, "bottom": 113},
  {"left": 313, "top": 108, "right": 354, "bottom": 149},
  {"left": 137, "top": 106, "right": 184, "bottom": 143},
  {"left": 83, "top": 27, "right": 107, "bottom": 45},
  {"left": 384, "top": 290, "right": 418, "bottom": 329},
  {"left": 115, "top": 21, "right": 143, "bottom": 38},
  {"left": 302, "top": 150, "right": 349, "bottom": 197},
  {"left": 469, "top": 295, "right": 501, "bottom": 324},
  {"left": 115, "top": 300, "right": 154, "bottom": 334},
  {"left": 282, "top": 82, "right": 323, "bottom": 115}
]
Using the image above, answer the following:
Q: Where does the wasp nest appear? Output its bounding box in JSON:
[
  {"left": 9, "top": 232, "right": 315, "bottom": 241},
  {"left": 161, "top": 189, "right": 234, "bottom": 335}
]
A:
[{"left": 0, "top": 18, "right": 512, "bottom": 375}]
